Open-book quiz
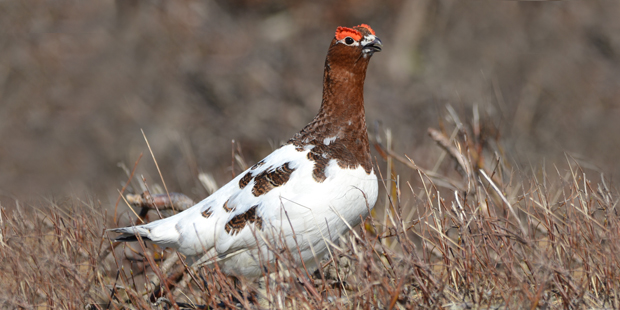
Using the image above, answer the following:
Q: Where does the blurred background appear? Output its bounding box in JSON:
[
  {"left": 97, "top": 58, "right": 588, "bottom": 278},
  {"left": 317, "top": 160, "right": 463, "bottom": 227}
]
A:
[{"left": 1, "top": 1, "right": 619, "bottom": 205}]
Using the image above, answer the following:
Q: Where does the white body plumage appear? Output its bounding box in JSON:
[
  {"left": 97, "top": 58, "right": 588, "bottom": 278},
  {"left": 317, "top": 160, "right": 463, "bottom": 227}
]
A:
[{"left": 113, "top": 144, "right": 378, "bottom": 278}]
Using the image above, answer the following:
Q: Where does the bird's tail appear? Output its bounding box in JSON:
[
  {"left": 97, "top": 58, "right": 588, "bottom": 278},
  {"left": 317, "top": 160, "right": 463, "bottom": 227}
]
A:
[{"left": 108, "top": 215, "right": 182, "bottom": 250}]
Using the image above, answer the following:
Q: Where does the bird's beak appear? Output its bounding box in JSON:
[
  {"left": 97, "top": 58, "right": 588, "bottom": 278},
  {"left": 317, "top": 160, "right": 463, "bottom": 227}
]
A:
[{"left": 362, "top": 36, "right": 382, "bottom": 53}]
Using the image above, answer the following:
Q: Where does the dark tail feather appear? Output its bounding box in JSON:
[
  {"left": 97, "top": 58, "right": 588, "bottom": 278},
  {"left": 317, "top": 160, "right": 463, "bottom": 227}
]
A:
[
  {"left": 114, "top": 234, "right": 152, "bottom": 242},
  {"left": 108, "top": 226, "right": 152, "bottom": 243}
]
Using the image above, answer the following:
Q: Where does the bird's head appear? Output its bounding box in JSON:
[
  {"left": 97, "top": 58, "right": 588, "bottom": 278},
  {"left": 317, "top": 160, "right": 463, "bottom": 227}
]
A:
[{"left": 326, "top": 24, "right": 382, "bottom": 75}]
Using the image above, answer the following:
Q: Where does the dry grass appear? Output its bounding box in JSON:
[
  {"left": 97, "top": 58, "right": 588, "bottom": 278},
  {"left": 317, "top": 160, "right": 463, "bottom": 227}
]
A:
[
  {"left": 1, "top": 109, "right": 619, "bottom": 309},
  {"left": 2, "top": 2, "right": 620, "bottom": 309}
]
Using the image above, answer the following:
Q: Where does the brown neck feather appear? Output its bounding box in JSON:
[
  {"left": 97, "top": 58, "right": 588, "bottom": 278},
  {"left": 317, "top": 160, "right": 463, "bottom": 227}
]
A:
[{"left": 289, "top": 39, "right": 373, "bottom": 176}]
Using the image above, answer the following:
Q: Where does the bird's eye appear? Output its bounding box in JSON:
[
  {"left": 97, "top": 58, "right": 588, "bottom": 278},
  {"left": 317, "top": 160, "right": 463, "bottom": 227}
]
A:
[{"left": 345, "top": 37, "right": 354, "bottom": 45}]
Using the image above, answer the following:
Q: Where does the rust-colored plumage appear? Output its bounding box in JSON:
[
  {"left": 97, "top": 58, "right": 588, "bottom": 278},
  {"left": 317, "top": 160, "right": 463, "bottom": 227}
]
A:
[
  {"left": 252, "top": 162, "right": 295, "bottom": 196},
  {"left": 222, "top": 199, "right": 234, "bottom": 212},
  {"left": 288, "top": 25, "right": 379, "bottom": 181},
  {"left": 225, "top": 205, "right": 263, "bottom": 235},
  {"left": 239, "top": 172, "right": 253, "bottom": 189},
  {"left": 250, "top": 160, "right": 265, "bottom": 170}
]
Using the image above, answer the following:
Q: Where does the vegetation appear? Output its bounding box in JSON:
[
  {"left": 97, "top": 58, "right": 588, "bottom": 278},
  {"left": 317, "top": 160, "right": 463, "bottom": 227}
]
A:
[
  {"left": 2, "top": 111, "right": 618, "bottom": 309},
  {"left": 1, "top": 1, "right": 619, "bottom": 309}
]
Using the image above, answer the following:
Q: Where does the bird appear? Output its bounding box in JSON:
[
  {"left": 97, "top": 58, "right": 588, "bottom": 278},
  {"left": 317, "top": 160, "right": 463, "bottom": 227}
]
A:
[{"left": 111, "top": 24, "right": 382, "bottom": 279}]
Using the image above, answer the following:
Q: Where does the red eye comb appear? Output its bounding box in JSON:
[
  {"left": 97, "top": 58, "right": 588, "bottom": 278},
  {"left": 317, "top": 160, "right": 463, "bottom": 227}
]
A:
[{"left": 335, "top": 27, "right": 362, "bottom": 41}]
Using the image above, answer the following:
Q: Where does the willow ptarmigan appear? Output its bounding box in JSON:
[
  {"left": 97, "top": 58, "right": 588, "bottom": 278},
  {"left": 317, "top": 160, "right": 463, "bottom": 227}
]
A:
[{"left": 111, "top": 24, "right": 382, "bottom": 278}]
